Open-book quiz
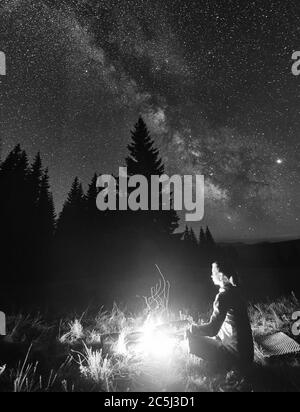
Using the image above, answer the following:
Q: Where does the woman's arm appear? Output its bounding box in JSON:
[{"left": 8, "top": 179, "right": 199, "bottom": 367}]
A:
[{"left": 191, "top": 293, "right": 228, "bottom": 338}]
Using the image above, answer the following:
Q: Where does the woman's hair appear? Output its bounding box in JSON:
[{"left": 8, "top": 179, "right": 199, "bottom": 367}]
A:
[{"left": 214, "top": 258, "right": 240, "bottom": 287}]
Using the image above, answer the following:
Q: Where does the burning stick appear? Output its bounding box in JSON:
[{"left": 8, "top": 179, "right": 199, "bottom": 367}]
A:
[
  {"left": 112, "top": 265, "right": 194, "bottom": 361},
  {"left": 115, "top": 266, "right": 191, "bottom": 358},
  {"left": 143, "top": 265, "right": 170, "bottom": 318}
]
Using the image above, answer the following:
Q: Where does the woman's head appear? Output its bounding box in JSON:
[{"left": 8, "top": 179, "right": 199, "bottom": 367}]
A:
[{"left": 211, "top": 259, "right": 239, "bottom": 288}]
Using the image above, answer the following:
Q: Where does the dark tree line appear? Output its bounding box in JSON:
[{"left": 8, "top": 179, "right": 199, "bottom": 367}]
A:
[
  {"left": 0, "top": 118, "right": 218, "bottom": 309},
  {"left": 0, "top": 146, "right": 55, "bottom": 291}
]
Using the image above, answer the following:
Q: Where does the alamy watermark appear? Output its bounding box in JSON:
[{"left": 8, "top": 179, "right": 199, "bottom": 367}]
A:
[
  {"left": 292, "top": 51, "right": 300, "bottom": 76},
  {"left": 0, "top": 312, "right": 6, "bottom": 336},
  {"left": 96, "top": 167, "right": 205, "bottom": 222},
  {"left": 0, "top": 51, "right": 6, "bottom": 76},
  {"left": 292, "top": 311, "right": 300, "bottom": 337}
]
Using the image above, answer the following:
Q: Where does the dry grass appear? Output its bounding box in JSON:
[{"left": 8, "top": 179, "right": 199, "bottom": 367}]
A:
[
  {"left": 250, "top": 293, "right": 299, "bottom": 337},
  {"left": 0, "top": 294, "right": 299, "bottom": 392}
]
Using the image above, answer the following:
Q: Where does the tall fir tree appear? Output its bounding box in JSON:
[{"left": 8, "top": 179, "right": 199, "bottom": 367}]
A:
[
  {"left": 86, "top": 174, "right": 99, "bottom": 217},
  {"left": 85, "top": 173, "right": 112, "bottom": 234},
  {"left": 38, "top": 169, "right": 56, "bottom": 242},
  {"left": 55, "top": 177, "right": 87, "bottom": 281},
  {"left": 28, "top": 152, "right": 43, "bottom": 207},
  {"left": 205, "top": 226, "right": 216, "bottom": 248},
  {"left": 57, "top": 177, "right": 85, "bottom": 238},
  {"left": 0, "top": 145, "right": 32, "bottom": 283},
  {"left": 125, "top": 117, "right": 179, "bottom": 236},
  {"left": 126, "top": 117, "right": 165, "bottom": 178},
  {"left": 85, "top": 173, "right": 104, "bottom": 242},
  {"left": 182, "top": 225, "right": 190, "bottom": 242},
  {"left": 199, "top": 227, "right": 206, "bottom": 245},
  {"left": 0, "top": 144, "right": 25, "bottom": 176},
  {"left": 27, "top": 153, "right": 44, "bottom": 263},
  {"left": 189, "top": 228, "right": 198, "bottom": 246},
  {"left": 182, "top": 226, "right": 198, "bottom": 246},
  {"left": 27, "top": 166, "right": 56, "bottom": 286}
]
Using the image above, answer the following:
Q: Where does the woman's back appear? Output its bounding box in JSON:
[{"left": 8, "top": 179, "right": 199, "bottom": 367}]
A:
[{"left": 217, "top": 285, "right": 254, "bottom": 364}]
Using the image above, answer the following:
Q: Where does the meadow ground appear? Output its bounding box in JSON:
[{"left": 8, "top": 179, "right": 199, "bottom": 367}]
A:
[{"left": 0, "top": 294, "right": 299, "bottom": 392}]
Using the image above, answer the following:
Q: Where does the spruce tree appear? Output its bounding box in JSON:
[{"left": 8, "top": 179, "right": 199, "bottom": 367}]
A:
[
  {"left": 189, "top": 228, "right": 198, "bottom": 246},
  {"left": 85, "top": 173, "right": 103, "bottom": 241},
  {"left": 125, "top": 117, "right": 179, "bottom": 236},
  {"left": 86, "top": 174, "right": 99, "bottom": 216},
  {"left": 57, "top": 177, "right": 85, "bottom": 238},
  {"left": 0, "top": 144, "right": 24, "bottom": 176},
  {"left": 38, "top": 169, "right": 56, "bottom": 242},
  {"left": 0, "top": 145, "right": 31, "bottom": 283},
  {"left": 126, "top": 117, "right": 164, "bottom": 178},
  {"left": 28, "top": 153, "right": 43, "bottom": 207},
  {"left": 182, "top": 225, "right": 190, "bottom": 242},
  {"left": 27, "top": 153, "right": 44, "bottom": 263},
  {"left": 199, "top": 227, "right": 206, "bottom": 245},
  {"left": 85, "top": 173, "right": 111, "bottom": 235},
  {"left": 0, "top": 145, "right": 30, "bottom": 226},
  {"left": 55, "top": 177, "right": 86, "bottom": 281},
  {"left": 206, "top": 226, "right": 216, "bottom": 247},
  {"left": 182, "top": 226, "right": 197, "bottom": 246}
]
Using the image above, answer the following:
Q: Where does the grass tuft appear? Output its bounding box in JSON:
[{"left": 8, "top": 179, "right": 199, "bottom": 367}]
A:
[{"left": 0, "top": 294, "right": 299, "bottom": 392}]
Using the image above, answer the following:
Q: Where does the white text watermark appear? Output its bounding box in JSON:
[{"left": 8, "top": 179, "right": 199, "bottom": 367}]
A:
[
  {"left": 292, "top": 51, "right": 300, "bottom": 76},
  {"left": 0, "top": 312, "right": 6, "bottom": 336},
  {"left": 292, "top": 311, "right": 300, "bottom": 337},
  {"left": 0, "top": 51, "right": 6, "bottom": 76},
  {"left": 96, "top": 167, "right": 205, "bottom": 222}
]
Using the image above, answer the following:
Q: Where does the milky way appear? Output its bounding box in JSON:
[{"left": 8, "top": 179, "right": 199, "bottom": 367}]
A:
[{"left": 0, "top": 0, "right": 300, "bottom": 241}]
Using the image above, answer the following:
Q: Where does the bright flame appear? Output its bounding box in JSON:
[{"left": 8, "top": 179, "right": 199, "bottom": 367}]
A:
[
  {"left": 115, "top": 317, "right": 189, "bottom": 361},
  {"left": 135, "top": 321, "right": 177, "bottom": 359},
  {"left": 114, "top": 267, "right": 190, "bottom": 361}
]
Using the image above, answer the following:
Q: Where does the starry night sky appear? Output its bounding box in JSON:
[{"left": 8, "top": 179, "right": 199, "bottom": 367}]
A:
[{"left": 0, "top": 0, "right": 300, "bottom": 241}]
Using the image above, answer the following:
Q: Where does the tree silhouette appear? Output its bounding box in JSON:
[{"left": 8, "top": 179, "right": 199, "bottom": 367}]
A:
[
  {"left": 55, "top": 177, "right": 86, "bottom": 281},
  {"left": 0, "top": 146, "right": 55, "bottom": 294},
  {"left": 126, "top": 117, "right": 165, "bottom": 178},
  {"left": 189, "top": 228, "right": 198, "bottom": 246},
  {"left": 183, "top": 225, "right": 198, "bottom": 246},
  {"left": 0, "top": 133, "right": 224, "bottom": 309},
  {"left": 38, "top": 169, "right": 56, "bottom": 242},
  {"left": 86, "top": 174, "right": 99, "bottom": 217},
  {"left": 0, "top": 145, "right": 31, "bottom": 284},
  {"left": 28, "top": 152, "right": 43, "bottom": 207},
  {"left": 206, "top": 226, "right": 216, "bottom": 248},
  {"left": 57, "top": 177, "right": 85, "bottom": 237},
  {"left": 199, "top": 227, "right": 206, "bottom": 245},
  {"left": 125, "top": 117, "right": 179, "bottom": 237}
]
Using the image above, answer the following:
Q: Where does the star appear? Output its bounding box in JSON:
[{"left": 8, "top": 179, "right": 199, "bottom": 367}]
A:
[{"left": 1, "top": 0, "right": 299, "bottom": 241}]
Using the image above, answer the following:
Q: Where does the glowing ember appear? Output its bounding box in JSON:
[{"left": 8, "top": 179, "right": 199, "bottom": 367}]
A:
[
  {"left": 115, "top": 267, "right": 191, "bottom": 361},
  {"left": 116, "top": 318, "right": 189, "bottom": 360},
  {"left": 132, "top": 321, "right": 177, "bottom": 358}
]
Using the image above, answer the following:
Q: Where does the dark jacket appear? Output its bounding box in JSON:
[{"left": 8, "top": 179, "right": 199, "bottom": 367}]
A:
[{"left": 192, "top": 284, "right": 254, "bottom": 363}]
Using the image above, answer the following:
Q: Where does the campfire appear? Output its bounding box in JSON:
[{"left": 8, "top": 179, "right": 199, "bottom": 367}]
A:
[{"left": 115, "top": 266, "right": 191, "bottom": 360}]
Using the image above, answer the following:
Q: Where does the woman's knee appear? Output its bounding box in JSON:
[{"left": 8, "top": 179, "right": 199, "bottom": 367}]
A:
[{"left": 188, "top": 334, "right": 224, "bottom": 362}]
